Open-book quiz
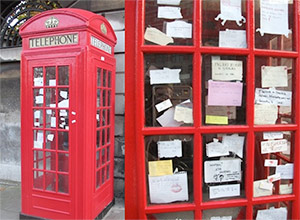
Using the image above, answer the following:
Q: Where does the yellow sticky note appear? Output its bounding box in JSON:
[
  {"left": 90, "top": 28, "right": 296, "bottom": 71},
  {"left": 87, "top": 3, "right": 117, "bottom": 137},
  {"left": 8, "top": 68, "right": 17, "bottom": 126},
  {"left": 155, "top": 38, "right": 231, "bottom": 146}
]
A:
[
  {"left": 148, "top": 160, "right": 173, "bottom": 176},
  {"left": 205, "top": 115, "right": 228, "bottom": 125}
]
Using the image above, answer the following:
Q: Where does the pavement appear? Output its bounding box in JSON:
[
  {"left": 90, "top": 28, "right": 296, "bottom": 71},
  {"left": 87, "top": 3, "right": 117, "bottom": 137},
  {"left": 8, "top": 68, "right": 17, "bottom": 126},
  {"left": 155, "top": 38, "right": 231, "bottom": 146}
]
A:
[{"left": 0, "top": 180, "right": 124, "bottom": 220}]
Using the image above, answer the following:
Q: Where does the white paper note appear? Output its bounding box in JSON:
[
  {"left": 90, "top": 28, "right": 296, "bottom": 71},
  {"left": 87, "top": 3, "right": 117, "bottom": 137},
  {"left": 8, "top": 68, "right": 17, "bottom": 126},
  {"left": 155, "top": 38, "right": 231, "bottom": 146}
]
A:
[
  {"left": 205, "top": 106, "right": 236, "bottom": 120},
  {"left": 49, "top": 79, "right": 56, "bottom": 86},
  {"left": 215, "top": 0, "right": 246, "bottom": 26},
  {"left": 156, "top": 107, "right": 183, "bottom": 127},
  {"left": 60, "top": 110, "right": 68, "bottom": 116},
  {"left": 150, "top": 68, "right": 181, "bottom": 85},
  {"left": 35, "top": 96, "right": 43, "bottom": 104},
  {"left": 264, "top": 159, "right": 278, "bottom": 167},
  {"left": 34, "top": 111, "right": 41, "bottom": 119},
  {"left": 256, "top": 0, "right": 290, "bottom": 37},
  {"left": 39, "top": 88, "right": 44, "bottom": 95},
  {"left": 158, "top": 139, "right": 182, "bottom": 158},
  {"left": 263, "top": 131, "right": 283, "bottom": 140},
  {"left": 166, "top": 20, "right": 192, "bottom": 38},
  {"left": 276, "top": 163, "right": 294, "bottom": 179},
  {"left": 37, "top": 131, "right": 43, "bottom": 142},
  {"left": 158, "top": 6, "right": 182, "bottom": 19},
  {"left": 155, "top": 99, "right": 173, "bottom": 112},
  {"left": 206, "top": 138, "right": 229, "bottom": 158},
  {"left": 211, "top": 217, "right": 232, "bottom": 220},
  {"left": 261, "top": 66, "right": 288, "bottom": 88},
  {"left": 204, "top": 159, "right": 241, "bottom": 183},
  {"left": 254, "top": 104, "right": 278, "bottom": 125},
  {"left": 222, "top": 134, "right": 244, "bottom": 158},
  {"left": 144, "top": 27, "right": 174, "bottom": 46},
  {"left": 58, "top": 99, "right": 69, "bottom": 108},
  {"left": 209, "top": 184, "right": 240, "bottom": 199},
  {"left": 51, "top": 117, "right": 56, "bottom": 128},
  {"left": 46, "top": 109, "right": 52, "bottom": 115},
  {"left": 157, "top": 0, "right": 181, "bottom": 5},
  {"left": 34, "top": 122, "right": 40, "bottom": 127},
  {"left": 212, "top": 60, "right": 243, "bottom": 81},
  {"left": 267, "top": 173, "right": 281, "bottom": 182},
  {"left": 261, "top": 139, "right": 288, "bottom": 154},
  {"left": 148, "top": 172, "right": 188, "bottom": 203},
  {"left": 253, "top": 179, "right": 273, "bottom": 197},
  {"left": 34, "top": 141, "right": 43, "bottom": 149},
  {"left": 60, "top": 91, "right": 68, "bottom": 99},
  {"left": 34, "top": 77, "right": 43, "bottom": 86},
  {"left": 255, "top": 88, "right": 292, "bottom": 106},
  {"left": 50, "top": 104, "right": 56, "bottom": 108},
  {"left": 279, "top": 184, "right": 293, "bottom": 194},
  {"left": 174, "top": 105, "right": 193, "bottom": 123},
  {"left": 219, "top": 29, "right": 247, "bottom": 48},
  {"left": 47, "top": 134, "right": 54, "bottom": 141},
  {"left": 259, "top": 181, "right": 273, "bottom": 191},
  {"left": 256, "top": 207, "right": 287, "bottom": 220}
]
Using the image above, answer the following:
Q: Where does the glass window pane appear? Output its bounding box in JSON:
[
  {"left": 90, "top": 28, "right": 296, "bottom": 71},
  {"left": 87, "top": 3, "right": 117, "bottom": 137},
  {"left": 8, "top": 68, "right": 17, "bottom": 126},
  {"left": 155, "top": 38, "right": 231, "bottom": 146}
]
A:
[
  {"left": 33, "top": 150, "right": 44, "bottom": 169},
  {"left": 144, "top": 54, "right": 193, "bottom": 127},
  {"left": 202, "top": 207, "right": 246, "bottom": 220},
  {"left": 45, "top": 88, "right": 56, "bottom": 108},
  {"left": 103, "top": 69, "right": 107, "bottom": 87},
  {"left": 45, "top": 66, "right": 56, "bottom": 86},
  {"left": 58, "top": 131, "right": 69, "bottom": 151},
  {"left": 147, "top": 211, "right": 194, "bottom": 220},
  {"left": 108, "top": 71, "right": 111, "bottom": 88},
  {"left": 202, "top": 133, "right": 246, "bottom": 201},
  {"left": 97, "top": 89, "right": 101, "bottom": 107},
  {"left": 46, "top": 110, "right": 56, "bottom": 129},
  {"left": 33, "top": 171, "right": 44, "bottom": 189},
  {"left": 144, "top": 0, "right": 194, "bottom": 46},
  {"left": 253, "top": 201, "right": 292, "bottom": 220},
  {"left": 33, "top": 109, "right": 43, "bottom": 128},
  {"left": 33, "top": 89, "right": 44, "bottom": 107},
  {"left": 45, "top": 172, "right": 56, "bottom": 192},
  {"left": 96, "top": 150, "right": 100, "bottom": 168},
  {"left": 145, "top": 135, "right": 194, "bottom": 204},
  {"left": 101, "top": 168, "right": 105, "bottom": 184},
  {"left": 58, "top": 174, "right": 69, "bottom": 194},
  {"left": 96, "top": 130, "right": 100, "bottom": 148},
  {"left": 33, "top": 67, "right": 43, "bottom": 87},
  {"left": 33, "top": 130, "right": 44, "bottom": 150},
  {"left": 101, "top": 148, "right": 106, "bottom": 165},
  {"left": 106, "top": 165, "right": 110, "bottom": 180},
  {"left": 45, "top": 151, "right": 56, "bottom": 171},
  {"left": 58, "top": 66, "right": 69, "bottom": 85},
  {"left": 58, "top": 109, "right": 69, "bottom": 129},
  {"left": 45, "top": 130, "right": 56, "bottom": 150},
  {"left": 96, "top": 170, "right": 100, "bottom": 188},
  {"left": 202, "top": 55, "right": 247, "bottom": 125},
  {"left": 202, "top": 0, "right": 247, "bottom": 48},
  {"left": 58, "top": 153, "right": 69, "bottom": 172},
  {"left": 254, "top": 131, "right": 294, "bottom": 198},
  {"left": 97, "top": 68, "right": 102, "bottom": 87},
  {"left": 254, "top": 57, "right": 294, "bottom": 125},
  {"left": 255, "top": 0, "right": 294, "bottom": 51}
]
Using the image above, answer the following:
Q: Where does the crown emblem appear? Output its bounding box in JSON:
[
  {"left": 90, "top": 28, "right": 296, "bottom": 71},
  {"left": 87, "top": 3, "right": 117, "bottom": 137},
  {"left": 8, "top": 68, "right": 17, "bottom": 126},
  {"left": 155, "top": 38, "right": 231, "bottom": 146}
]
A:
[
  {"left": 45, "top": 16, "right": 59, "bottom": 28},
  {"left": 100, "top": 23, "right": 107, "bottom": 35}
]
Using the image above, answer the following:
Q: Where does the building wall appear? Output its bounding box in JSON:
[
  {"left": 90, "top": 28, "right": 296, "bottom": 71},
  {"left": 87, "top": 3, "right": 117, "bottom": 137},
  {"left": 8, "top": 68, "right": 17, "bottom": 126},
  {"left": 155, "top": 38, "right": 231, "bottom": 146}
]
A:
[{"left": 0, "top": 2, "right": 125, "bottom": 198}]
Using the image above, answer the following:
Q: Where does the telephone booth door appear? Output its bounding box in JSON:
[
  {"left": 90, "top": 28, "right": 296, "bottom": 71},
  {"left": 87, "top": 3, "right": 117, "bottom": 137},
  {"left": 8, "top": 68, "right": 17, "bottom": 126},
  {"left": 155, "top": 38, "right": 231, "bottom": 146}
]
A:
[
  {"left": 20, "top": 9, "right": 116, "bottom": 219},
  {"left": 125, "top": 1, "right": 300, "bottom": 219}
]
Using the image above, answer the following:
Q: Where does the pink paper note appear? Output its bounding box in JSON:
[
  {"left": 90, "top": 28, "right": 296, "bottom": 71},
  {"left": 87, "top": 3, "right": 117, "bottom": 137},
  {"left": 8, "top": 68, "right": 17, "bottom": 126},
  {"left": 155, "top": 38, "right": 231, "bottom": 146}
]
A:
[{"left": 208, "top": 80, "right": 243, "bottom": 106}]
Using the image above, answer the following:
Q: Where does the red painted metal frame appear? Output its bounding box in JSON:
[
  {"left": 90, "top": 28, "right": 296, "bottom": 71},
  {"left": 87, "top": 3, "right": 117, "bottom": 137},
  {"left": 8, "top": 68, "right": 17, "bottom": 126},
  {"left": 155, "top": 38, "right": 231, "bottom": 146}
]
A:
[
  {"left": 125, "top": 0, "right": 300, "bottom": 219},
  {"left": 20, "top": 9, "right": 116, "bottom": 219}
]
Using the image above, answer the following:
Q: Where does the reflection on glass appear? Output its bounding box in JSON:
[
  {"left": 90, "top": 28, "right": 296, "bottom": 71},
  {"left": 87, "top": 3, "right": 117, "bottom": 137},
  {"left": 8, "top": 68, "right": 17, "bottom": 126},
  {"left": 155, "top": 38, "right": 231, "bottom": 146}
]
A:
[
  {"left": 254, "top": 131, "right": 294, "bottom": 197},
  {"left": 144, "top": 54, "right": 193, "bottom": 127},
  {"left": 46, "top": 66, "right": 56, "bottom": 86},
  {"left": 144, "top": 0, "right": 193, "bottom": 46},
  {"left": 58, "top": 132, "right": 69, "bottom": 151},
  {"left": 254, "top": 57, "right": 294, "bottom": 125},
  {"left": 102, "top": 129, "right": 106, "bottom": 146},
  {"left": 45, "top": 130, "right": 56, "bottom": 150},
  {"left": 33, "top": 150, "right": 44, "bottom": 169},
  {"left": 96, "top": 151, "right": 100, "bottom": 168},
  {"left": 58, "top": 153, "right": 69, "bottom": 172},
  {"left": 33, "top": 67, "right": 43, "bottom": 87},
  {"left": 45, "top": 172, "right": 56, "bottom": 192},
  {"left": 202, "top": 0, "right": 247, "bottom": 48},
  {"left": 103, "top": 69, "right": 107, "bottom": 87},
  {"left": 108, "top": 71, "right": 111, "bottom": 88},
  {"left": 45, "top": 151, "right": 56, "bottom": 171},
  {"left": 145, "top": 135, "right": 193, "bottom": 204},
  {"left": 58, "top": 174, "right": 69, "bottom": 194},
  {"left": 58, "top": 66, "right": 69, "bottom": 85},
  {"left": 106, "top": 165, "right": 110, "bottom": 180},
  {"left": 33, "top": 171, "right": 44, "bottom": 189},
  {"left": 96, "top": 130, "right": 100, "bottom": 148},
  {"left": 96, "top": 170, "right": 100, "bottom": 188},
  {"left": 45, "top": 88, "right": 56, "bottom": 107},
  {"left": 202, "top": 207, "right": 246, "bottom": 220},
  {"left": 202, "top": 55, "right": 247, "bottom": 125},
  {"left": 97, "top": 89, "right": 101, "bottom": 107},
  {"left": 147, "top": 211, "right": 194, "bottom": 220},
  {"left": 202, "top": 133, "right": 246, "bottom": 201},
  {"left": 101, "top": 148, "right": 106, "bottom": 165},
  {"left": 255, "top": 0, "right": 294, "bottom": 51},
  {"left": 97, "top": 68, "right": 102, "bottom": 87}
]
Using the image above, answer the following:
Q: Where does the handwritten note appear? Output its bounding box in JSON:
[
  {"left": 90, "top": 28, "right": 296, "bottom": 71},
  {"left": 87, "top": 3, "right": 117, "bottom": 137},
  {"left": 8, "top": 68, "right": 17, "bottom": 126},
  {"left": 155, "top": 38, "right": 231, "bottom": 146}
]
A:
[
  {"left": 264, "top": 159, "right": 278, "bottom": 167},
  {"left": 205, "top": 115, "right": 228, "bottom": 125},
  {"left": 212, "top": 60, "right": 243, "bottom": 81},
  {"left": 209, "top": 184, "right": 240, "bottom": 199},
  {"left": 34, "top": 111, "right": 41, "bottom": 119},
  {"left": 206, "top": 138, "right": 229, "bottom": 158},
  {"left": 204, "top": 159, "right": 241, "bottom": 183},
  {"left": 256, "top": 0, "right": 290, "bottom": 37},
  {"left": 60, "top": 110, "right": 67, "bottom": 116},
  {"left": 156, "top": 107, "right": 183, "bottom": 127},
  {"left": 206, "top": 105, "right": 236, "bottom": 120},
  {"left": 208, "top": 80, "right": 243, "bottom": 106},
  {"left": 254, "top": 104, "right": 278, "bottom": 125},
  {"left": 259, "top": 181, "right": 273, "bottom": 191},
  {"left": 34, "top": 77, "right": 43, "bottom": 86},
  {"left": 35, "top": 96, "right": 43, "bottom": 104},
  {"left": 261, "top": 139, "right": 288, "bottom": 154},
  {"left": 215, "top": 0, "right": 246, "bottom": 26},
  {"left": 158, "top": 6, "right": 182, "bottom": 19},
  {"left": 60, "top": 91, "right": 68, "bottom": 99},
  {"left": 166, "top": 20, "right": 192, "bottom": 38},
  {"left": 149, "top": 160, "right": 173, "bottom": 176},
  {"left": 219, "top": 29, "right": 247, "bottom": 48},
  {"left": 279, "top": 184, "right": 293, "bottom": 194},
  {"left": 150, "top": 68, "right": 181, "bottom": 85},
  {"left": 255, "top": 88, "right": 292, "bottom": 106},
  {"left": 222, "top": 134, "right": 244, "bottom": 158},
  {"left": 256, "top": 207, "right": 287, "bottom": 220},
  {"left": 148, "top": 172, "right": 188, "bottom": 203},
  {"left": 174, "top": 105, "right": 193, "bottom": 123},
  {"left": 158, "top": 140, "right": 182, "bottom": 158},
  {"left": 157, "top": 0, "right": 181, "bottom": 5},
  {"left": 47, "top": 134, "right": 54, "bottom": 141},
  {"left": 261, "top": 66, "right": 288, "bottom": 88},
  {"left": 253, "top": 179, "right": 273, "bottom": 197},
  {"left": 144, "top": 27, "right": 174, "bottom": 46},
  {"left": 58, "top": 99, "right": 69, "bottom": 108},
  {"left": 276, "top": 163, "right": 294, "bottom": 179},
  {"left": 263, "top": 131, "right": 283, "bottom": 140},
  {"left": 267, "top": 173, "right": 281, "bottom": 182},
  {"left": 155, "top": 99, "right": 172, "bottom": 112}
]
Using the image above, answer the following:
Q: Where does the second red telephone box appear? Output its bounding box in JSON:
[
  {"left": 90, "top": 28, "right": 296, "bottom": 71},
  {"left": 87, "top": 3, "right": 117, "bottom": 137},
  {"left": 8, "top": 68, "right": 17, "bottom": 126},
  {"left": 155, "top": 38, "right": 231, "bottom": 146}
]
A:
[{"left": 20, "top": 9, "right": 116, "bottom": 219}]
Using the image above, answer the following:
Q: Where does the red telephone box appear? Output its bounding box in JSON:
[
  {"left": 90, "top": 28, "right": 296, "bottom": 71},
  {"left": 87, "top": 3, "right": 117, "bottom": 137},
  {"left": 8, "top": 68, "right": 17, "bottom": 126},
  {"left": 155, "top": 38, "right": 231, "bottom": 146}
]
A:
[
  {"left": 20, "top": 9, "right": 116, "bottom": 219},
  {"left": 125, "top": 1, "right": 300, "bottom": 219}
]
